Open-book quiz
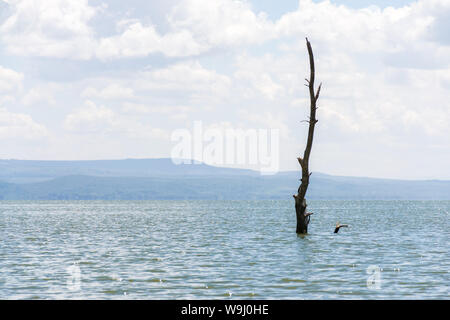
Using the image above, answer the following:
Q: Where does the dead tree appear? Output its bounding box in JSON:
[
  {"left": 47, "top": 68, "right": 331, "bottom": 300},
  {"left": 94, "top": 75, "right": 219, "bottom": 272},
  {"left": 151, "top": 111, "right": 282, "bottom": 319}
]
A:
[{"left": 293, "top": 38, "right": 321, "bottom": 234}]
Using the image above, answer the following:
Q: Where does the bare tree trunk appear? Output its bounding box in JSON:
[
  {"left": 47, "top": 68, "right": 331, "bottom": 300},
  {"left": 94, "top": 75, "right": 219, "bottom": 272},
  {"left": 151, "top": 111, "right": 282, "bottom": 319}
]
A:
[{"left": 293, "top": 38, "right": 321, "bottom": 234}]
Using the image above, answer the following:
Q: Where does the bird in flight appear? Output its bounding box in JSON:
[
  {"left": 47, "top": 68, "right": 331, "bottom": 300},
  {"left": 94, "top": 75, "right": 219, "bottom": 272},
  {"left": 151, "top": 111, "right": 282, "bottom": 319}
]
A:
[{"left": 334, "top": 222, "right": 349, "bottom": 233}]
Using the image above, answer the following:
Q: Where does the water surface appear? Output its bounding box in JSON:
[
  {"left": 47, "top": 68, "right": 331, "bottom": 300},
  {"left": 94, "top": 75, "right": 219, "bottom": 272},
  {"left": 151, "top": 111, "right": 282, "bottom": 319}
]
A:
[{"left": 0, "top": 200, "right": 448, "bottom": 299}]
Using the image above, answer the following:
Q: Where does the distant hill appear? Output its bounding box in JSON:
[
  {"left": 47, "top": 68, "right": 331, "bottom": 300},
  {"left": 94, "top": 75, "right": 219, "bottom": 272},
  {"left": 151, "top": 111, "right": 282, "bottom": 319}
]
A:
[
  {"left": 0, "top": 159, "right": 448, "bottom": 200},
  {"left": 0, "top": 158, "right": 256, "bottom": 183}
]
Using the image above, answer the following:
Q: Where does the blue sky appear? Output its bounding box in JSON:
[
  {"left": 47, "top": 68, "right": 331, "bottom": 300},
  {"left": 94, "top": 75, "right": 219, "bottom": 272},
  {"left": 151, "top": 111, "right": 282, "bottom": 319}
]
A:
[{"left": 0, "top": 0, "right": 449, "bottom": 179}]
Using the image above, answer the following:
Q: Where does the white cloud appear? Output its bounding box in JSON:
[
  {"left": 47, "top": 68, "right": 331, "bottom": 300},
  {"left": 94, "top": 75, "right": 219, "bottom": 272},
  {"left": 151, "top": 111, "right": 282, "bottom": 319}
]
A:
[
  {"left": 136, "top": 61, "right": 232, "bottom": 103},
  {"left": 233, "top": 54, "right": 286, "bottom": 100},
  {"left": 0, "top": 0, "right": 99, "bottom": 59},
  {"left": 168, "top": 0, "right": 275, "bottom": 47},
  {"left": 238, "top": 109, "right": 290, "bottom": 139},
  {"left": 0, "top": 95, "right": 16, "bottom": 106},
  {"left": 0, "top": 0, "right": 275, "bottom": 60},
  {"left": 122, "top": 102, "right": 192, "bottom": 115},
  {"left": 64, "top": 100, "right": 168, "bottom": 139},
  {"left": 81, "top": 84, "right": 134, "bottom": 100},
  {"left": 22, "top": 87, "right": 56, "bottom": 106},
  {"left": 96, "top": 21, "right": 206, "bottom": 60},
  {"left": 0, "top": 65, "right": 23, "bottom": 92},
  {"left": 64, "top": 100, "right": 116, "bottom": 133},
  {"left": 275, "top": 0, "right": 424, "bottom": 51},
  {"left": 275, "top": 0, "right": 450, "bottom": 68},
  {"left": 0, "top": 107, "right": 48, "bottom": 139},
  {"left": 143, "top": 61, "right": 230, "bottom": 87},
  {"left": 1, "top": 0, "right": 450, "bottom": 63}
]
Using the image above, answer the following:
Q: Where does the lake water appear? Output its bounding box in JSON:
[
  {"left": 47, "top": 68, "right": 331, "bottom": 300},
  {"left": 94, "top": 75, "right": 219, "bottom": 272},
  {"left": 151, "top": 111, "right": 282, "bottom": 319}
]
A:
[{"left": 0, "top": 200, "right": 448, "bottom": 299}]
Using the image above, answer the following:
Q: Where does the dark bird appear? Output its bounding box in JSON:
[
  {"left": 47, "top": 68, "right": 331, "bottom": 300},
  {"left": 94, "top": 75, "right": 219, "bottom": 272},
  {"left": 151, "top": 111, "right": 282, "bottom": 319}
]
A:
[{"left": 334, "top": 222, "right": 349, "bottom": 233}]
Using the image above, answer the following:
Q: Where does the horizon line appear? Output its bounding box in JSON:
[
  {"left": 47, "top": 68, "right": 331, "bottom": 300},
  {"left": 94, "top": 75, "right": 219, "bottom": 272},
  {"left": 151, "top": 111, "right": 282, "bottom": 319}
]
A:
[{"left": 0, "top": 157, "right": 449, "bottom": 182}]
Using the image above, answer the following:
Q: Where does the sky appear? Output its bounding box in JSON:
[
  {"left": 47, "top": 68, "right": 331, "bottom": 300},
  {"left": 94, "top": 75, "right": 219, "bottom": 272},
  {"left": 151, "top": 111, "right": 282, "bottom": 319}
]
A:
[{"left": 0, "top": 0, "right": 449, "bottom": 180}]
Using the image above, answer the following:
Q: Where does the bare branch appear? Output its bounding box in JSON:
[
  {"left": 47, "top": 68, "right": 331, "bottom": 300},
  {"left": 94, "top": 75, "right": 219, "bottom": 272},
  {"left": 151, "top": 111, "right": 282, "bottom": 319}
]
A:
[{"left": 315, "top": 82, "right": 322, "bottom": 100}]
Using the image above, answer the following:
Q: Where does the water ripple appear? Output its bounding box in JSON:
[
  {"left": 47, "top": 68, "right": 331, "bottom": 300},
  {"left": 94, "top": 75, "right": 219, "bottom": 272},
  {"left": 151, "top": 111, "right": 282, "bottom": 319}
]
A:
[{"left": 0, "top": 200, "right": 448, "bottom": 299}]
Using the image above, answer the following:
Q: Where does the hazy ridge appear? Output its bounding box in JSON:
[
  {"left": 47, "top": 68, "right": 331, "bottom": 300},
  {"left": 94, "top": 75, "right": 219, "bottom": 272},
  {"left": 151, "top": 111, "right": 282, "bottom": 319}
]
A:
[{"left": 0, "top": 159, "right": 448, "bottom": 200}]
